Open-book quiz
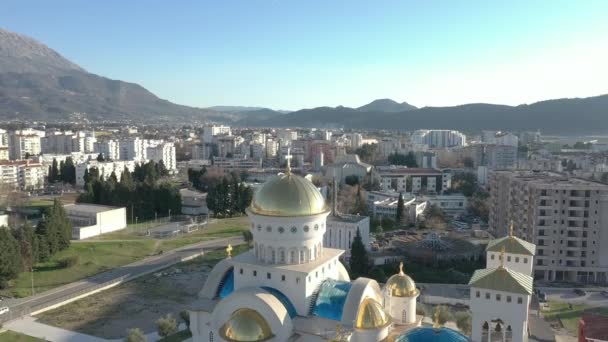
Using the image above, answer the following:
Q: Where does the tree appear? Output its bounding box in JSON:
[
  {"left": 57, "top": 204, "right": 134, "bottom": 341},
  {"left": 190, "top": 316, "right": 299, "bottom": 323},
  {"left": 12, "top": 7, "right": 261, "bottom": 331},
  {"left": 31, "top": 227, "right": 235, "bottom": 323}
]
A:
[
  {"left": 424, "top": 205, "right": 447, "bottom": 230},
  {"left": 179, "top": 310, "right": 191, "bottom": 329},
  {"left": 354, "top": 143, "right": 378, "bottom": 164},
  {"left": 434, "top": 305, "right": 453, "bottom": 325},
  {"left": 60, "top": 157, "right": 76, "bottom": 184},
  {"left": 0, "top": 227, "right": 22, "bottom": 288},
  {"left": 396, "top": 192, "right": 405, "bottom": 225},
  {"left": 349, "top": 229, "right": 369, "bottom": 278},
  {"left": 455, "top": 311, "right": 472, "bottom": 335},
  {"left": 124, "top": 328, "right": 146, "bottom": 342},
  {"left": 156, "top": 314, "right": 178, "bottom": 337},
  {"left": 242, "top": 230, "right": 253, "bottom": 246},
  {"left": 352, "top": 186, "right": 368, "bottom": 215},
  {"left": 451, "top": 172, "right": 478, "bottom": 197},
  {"left": 369, "top": 267, "right": 387, "bottom": 283},
  {"left": 13, "top": 221, "right": 37, "bottom": 271},
  {"left": 49, "top": 158, "right": 60, "bottom": 183},
  {"left": 97, "top": 153, "right": 105, "bottom": 162}
]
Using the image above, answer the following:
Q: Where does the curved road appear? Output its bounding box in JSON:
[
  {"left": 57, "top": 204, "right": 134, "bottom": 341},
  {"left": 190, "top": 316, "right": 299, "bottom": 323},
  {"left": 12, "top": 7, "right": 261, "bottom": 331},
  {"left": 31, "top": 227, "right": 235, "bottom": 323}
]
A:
[{"left": 1, "top": 236, "right": 244, "bottom": 324}]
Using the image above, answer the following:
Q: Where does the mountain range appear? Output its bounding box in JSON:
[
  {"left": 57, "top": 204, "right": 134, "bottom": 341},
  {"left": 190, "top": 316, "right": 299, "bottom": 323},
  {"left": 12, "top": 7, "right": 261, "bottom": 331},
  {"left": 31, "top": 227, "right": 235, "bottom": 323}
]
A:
[{"left": 0, "top": 27, "right": 607, "bottom": 133}]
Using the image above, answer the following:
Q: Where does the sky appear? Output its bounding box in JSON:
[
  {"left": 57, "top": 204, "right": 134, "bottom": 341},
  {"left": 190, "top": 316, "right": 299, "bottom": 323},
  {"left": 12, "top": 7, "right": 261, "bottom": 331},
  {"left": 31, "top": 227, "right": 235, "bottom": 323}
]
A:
[{"left": 2, "top": 0, "right": 608, "bottom": 110}]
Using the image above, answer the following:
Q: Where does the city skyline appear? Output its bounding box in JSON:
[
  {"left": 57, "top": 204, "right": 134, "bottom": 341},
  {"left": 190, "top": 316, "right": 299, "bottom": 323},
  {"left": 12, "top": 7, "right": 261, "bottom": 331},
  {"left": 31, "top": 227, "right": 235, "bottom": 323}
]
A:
[{"left": 2, "top": 0, "right": 608, "bottom": 110}]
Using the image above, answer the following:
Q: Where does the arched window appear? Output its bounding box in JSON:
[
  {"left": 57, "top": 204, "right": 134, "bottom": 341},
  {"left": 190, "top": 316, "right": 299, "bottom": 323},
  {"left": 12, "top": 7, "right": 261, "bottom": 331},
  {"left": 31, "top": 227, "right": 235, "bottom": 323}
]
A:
[
  {"left": 271, "top": 249, "right": 276, "bottom": 264},
  {"left": 290, "top": 250, "right": 295, "bottom": 264},
  {"left": 300, "top": 250, "right": 305, "bottom": 263},
  {"left": 402, "top": 310, "right": 407, "bottom": 323},
  {"left": 314, "top": 245, "right": 317, "bottom": 260},
  {"left": 348, "top": 231, "right": 352, "bottom": 248},
  {"left": 329, "top": 230, "right": 332, "bottom": 247},
  {"left": 279, "top": 249, "right": 285, "bottom": 264}
]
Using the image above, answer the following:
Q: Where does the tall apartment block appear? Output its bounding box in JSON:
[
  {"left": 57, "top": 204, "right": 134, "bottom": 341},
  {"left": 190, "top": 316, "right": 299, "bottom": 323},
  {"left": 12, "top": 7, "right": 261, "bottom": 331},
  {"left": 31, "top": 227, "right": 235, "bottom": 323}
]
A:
[{"left": 488, "top": 170, "right": 608, "bottom": 284}]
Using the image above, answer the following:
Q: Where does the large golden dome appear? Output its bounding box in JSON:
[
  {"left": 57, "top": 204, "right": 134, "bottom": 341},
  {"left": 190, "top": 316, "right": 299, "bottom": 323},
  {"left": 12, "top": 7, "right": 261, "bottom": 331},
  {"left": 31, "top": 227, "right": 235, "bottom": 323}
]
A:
[
  {"left": 250, "top": 173, "right": 329, "bottom": 217},
  {"left": 219, "top": 308, "right": 274, "bottom": 342},
  {"left": 386, "top": 262, "right": 418, "bottom": 298},
  {"left": 355, "top": 298, "right": 390, "bottom": 330}
]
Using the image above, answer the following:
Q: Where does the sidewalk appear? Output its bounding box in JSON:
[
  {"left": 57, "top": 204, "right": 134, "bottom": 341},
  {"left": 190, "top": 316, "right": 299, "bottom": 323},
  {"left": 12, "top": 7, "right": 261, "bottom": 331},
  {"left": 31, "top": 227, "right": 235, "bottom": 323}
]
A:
[
  {"left": 5, "top": 316, "right": 105, "bottom": 342},
  {"left": 5, "top": 316, "right": 188, "bottom": 342}
]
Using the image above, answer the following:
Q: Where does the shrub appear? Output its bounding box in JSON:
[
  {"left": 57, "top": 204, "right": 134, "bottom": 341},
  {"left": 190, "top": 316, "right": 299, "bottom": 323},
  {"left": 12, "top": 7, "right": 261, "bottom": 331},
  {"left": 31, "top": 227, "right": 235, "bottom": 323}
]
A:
[
  {"left": 455, "top": 311, "right": 472, "bottom": 335},
  {"left": 156, "top": 314, "right": 178, "bottom": 337},
  {"left": 58, "top": 255, "right": 79, "bottom": 268},
  {"left": 180, "top": 310, "right": 190, "bottom": 328},
  {"left": 125, "top": 328, "right": 145, "bottom": 342}
]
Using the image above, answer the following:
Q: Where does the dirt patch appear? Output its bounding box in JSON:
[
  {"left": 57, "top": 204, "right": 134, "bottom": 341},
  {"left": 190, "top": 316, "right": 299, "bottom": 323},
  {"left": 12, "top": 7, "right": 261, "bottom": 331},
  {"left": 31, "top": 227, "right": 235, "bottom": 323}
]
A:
[{"left": 36, "top": 259, "right": 214, "bottom": 339}]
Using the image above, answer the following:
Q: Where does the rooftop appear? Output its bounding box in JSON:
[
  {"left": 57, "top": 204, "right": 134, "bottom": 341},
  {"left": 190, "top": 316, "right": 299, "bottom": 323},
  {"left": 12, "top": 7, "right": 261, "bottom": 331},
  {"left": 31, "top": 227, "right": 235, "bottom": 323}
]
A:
[
  {"left": 487, "top": 235, "right": 536, "bottom": 256},
  {"left": 468, "top": 267, "right": 533, "bottom": 295},
  {"left": 64, "top": 203, "right": 124, "bottom": 213},
  {"left": 327, "top": 213, "right": 369, "bottom": 223}
]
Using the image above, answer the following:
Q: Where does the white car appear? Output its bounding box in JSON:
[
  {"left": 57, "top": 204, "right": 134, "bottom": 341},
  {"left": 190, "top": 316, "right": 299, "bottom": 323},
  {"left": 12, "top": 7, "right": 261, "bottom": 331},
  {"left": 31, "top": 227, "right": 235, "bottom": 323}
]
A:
[{"left": 0, "top": 306, "right": 9, "bottom": 315}]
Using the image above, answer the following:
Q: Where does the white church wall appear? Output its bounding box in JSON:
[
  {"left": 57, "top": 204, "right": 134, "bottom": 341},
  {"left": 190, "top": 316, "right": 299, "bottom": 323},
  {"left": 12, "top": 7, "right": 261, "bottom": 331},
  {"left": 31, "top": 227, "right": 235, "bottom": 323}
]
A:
[
  {"left": 470, "top": 287, "right": 530, "bottom": 342},
  {"left": 341, "top": 278, "right": 383, "bottom": 326},
  {"left": 486, "top": 251, "right": 533, "bottom": 276}
]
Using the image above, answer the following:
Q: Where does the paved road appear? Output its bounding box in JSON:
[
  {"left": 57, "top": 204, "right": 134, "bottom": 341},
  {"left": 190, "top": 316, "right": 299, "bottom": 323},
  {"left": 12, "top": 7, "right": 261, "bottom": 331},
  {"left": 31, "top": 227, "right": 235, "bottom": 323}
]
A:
[
  {"left": 537, "top": 287, "right": 608, "bottom": 307},
  {"left": 1, "top": 236, "right": 244, "bottom": 324}
]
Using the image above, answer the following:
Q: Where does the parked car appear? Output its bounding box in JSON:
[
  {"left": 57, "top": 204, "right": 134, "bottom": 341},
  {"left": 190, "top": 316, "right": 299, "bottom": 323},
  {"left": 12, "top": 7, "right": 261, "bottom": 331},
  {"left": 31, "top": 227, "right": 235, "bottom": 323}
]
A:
[
  {"left": 0, "top": 306, "right": 9, "bottom": 315},
  {"left": 600, "top": 290, "right": 608, "bottom": 298},
  {"left": 573, "top": 289, "right": 586, "bottom": 296}
]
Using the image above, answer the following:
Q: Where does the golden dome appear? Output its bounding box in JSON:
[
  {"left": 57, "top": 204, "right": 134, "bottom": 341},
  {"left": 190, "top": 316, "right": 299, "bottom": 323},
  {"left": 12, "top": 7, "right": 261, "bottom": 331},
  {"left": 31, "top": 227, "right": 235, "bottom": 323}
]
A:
[
  {"left": 355, "top": 298, "right": 390, "bottom": 330},
  {"left": 219, "top": 308, "right": 274, "bottom": 342},
  {"left": 250, "top": 173, "right": 329, "bottom": 217},
  {"left": 386, "top": 262, "right": 418, "bottom": 297}
]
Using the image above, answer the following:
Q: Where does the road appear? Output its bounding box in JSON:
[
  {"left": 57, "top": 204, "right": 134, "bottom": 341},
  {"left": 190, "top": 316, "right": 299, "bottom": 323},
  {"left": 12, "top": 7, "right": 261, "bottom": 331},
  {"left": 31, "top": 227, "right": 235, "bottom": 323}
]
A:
[
  {"left": 537, "top": 287, "right": 608, "bottom": 307},
  {"left": 0, "top": 236, "right": 244, "bottom": 324}
]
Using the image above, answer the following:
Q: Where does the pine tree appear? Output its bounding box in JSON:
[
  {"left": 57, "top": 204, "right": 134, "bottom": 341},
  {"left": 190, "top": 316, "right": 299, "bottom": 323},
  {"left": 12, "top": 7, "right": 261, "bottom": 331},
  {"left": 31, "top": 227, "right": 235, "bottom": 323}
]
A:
[
  {"left": 0, "top": 227, "right": 22, "bottom": 286},
  {"left": 63, "top": 157, "right": 76, "bottom": 184},
  {"left": 97, "top": 153, "right": 105, "bottom": 162},
  {"left": 13, "top": 221, "right": 37, "bottom": 271},
  {"left": 396, "top": 192, "right": 404, "bottom": 225},
  {"left": 50, "top": 158, "right": 59, "bottom": 183},
  {"left": 349, "top": 229, "right": 369, "bottom": 278}
]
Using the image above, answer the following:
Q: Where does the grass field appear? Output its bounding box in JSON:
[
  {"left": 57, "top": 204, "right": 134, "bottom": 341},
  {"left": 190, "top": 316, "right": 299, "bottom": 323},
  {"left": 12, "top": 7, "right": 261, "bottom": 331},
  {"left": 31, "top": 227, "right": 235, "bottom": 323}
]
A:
[
  {"left": 1, "top": 216, "right": 249, "bottom": 298},
  {"left": 0, "top": 331, "right": 43, "bottom": 342},
  {"left": 543, "top": 301, "right": 608, "bottom": 335}
]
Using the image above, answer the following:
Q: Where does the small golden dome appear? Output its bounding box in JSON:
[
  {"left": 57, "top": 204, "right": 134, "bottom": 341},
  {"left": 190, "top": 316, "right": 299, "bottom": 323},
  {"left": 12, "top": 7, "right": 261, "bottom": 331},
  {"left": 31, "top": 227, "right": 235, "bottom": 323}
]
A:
[
  {"left": 386, "top": 262, "right": 418, "bottom": 297},
  {"left": 219, "top": 308, "right": 274, "bottom": 342},
  {"left": 355, "top": 298, "right": 390, "bottom": 330},
  {"left": 250, "top": 173, "right": 329, "bottom": 217}
]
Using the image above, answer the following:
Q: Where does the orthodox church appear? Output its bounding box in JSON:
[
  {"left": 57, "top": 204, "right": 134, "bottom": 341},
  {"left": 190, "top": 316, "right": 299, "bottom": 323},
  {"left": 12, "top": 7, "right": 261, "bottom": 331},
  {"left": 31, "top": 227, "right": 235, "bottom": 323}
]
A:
[{"left": 188, "top": 157, "right": 536, "bottom": 342}]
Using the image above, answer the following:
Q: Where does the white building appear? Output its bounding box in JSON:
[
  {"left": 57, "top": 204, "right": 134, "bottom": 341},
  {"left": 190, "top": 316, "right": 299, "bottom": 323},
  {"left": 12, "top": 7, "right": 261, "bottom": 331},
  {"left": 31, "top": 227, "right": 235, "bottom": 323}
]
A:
[
  {"left": 75, "top": 160, "right": 137, "bottom": 186},
  {"left": 325, "top": 212, "right": 370, "bottom": 256},
  {"left": 119, "top": 137, "right": 146, "bottom": 161},
  {"left": 146, "top": 142, "right": 177, "bottom": 171},
  {"left": 374, "top": 166, "right": 451, "bottom": 194},
  {"left": 203, "top": 125, "right": 231, "bottom": 144},
  {"left": 0, "top": 213, "right": 9, "bottom": 227},
  {"left": 0, "top": 160, "right": 45, "bottom": 190},
  {"left": 0, "top": 129, "right": 8, "bottom": 147},
  {"left": 189, "top": 166, "right": 427, "bottom": 342},
  {"left": 9, "top": 130, "right": 42, "bottom": 160},
  {"left": 469, "top": 228, "right": 536, "bottom": 342},
  {"left": 64, "top": 204, "right": 127, "bottom": 240},
  {"left": 425, "top": 193, "right": 467, "bottom": 217},
  {"left": 0, "top": 146, "right": 8, "bottom": 161},
  {"left": 411, "top": 129, "right": 467, "bottom": 148},
  {"left": 94, "top": 140, "right": 120, "bottom": 161}
]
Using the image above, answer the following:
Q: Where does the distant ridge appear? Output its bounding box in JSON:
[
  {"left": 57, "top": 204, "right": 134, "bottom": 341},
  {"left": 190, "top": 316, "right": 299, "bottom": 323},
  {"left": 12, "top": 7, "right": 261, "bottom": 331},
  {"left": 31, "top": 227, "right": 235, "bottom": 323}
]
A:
[{"left": 357, "top": 98, "right": 417, "bottom": 112}]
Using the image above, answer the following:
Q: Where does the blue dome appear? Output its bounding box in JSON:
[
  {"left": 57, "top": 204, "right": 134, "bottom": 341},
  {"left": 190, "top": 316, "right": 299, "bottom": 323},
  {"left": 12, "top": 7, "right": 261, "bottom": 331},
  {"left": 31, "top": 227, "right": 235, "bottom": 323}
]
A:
[{"left": 396, "top": 327, "right": 469, "bottom": 342}]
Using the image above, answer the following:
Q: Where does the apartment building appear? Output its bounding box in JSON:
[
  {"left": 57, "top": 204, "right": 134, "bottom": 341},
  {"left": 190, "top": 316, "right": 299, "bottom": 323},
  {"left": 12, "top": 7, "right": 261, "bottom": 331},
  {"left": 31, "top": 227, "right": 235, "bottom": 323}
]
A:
[
  {"left": 0, "top": 160, "right": 45, "bottom": 190},
  {"left": 374, "top": 166, "right": 452, "bottom": 194},
  {"left": 488, "top": 170, "right": 608, "bottom": 284},
  {"left": 9, "top": 130, "right": 42, "bottom": 160},
  {"left": 146, "top": 141, "right": 177, "bottom": 171},
  {"left": 94, "top": 140, "right": 120, "bottom": 161},
  {"left": 411, "top": 129, "right": 467, "bottom": 148},
  {"left": 75, "top": 160, "right": 137, "bottom": 186}
]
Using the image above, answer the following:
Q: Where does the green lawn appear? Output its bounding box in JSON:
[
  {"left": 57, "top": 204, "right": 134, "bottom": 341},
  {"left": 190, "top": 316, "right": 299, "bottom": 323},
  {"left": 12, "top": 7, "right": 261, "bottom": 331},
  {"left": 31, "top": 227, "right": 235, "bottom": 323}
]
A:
[
  {"left": 1, "top": 216, "right": 249, "bottom": 298},
  {"left": 0, "top": 331, "right": 44, "bottom": 342},
  {"left": 543, "top": 301, "right": 608, "bottom": 335},
  {"left": 1, "top": 240, "right": 157, "bottom": 298}
]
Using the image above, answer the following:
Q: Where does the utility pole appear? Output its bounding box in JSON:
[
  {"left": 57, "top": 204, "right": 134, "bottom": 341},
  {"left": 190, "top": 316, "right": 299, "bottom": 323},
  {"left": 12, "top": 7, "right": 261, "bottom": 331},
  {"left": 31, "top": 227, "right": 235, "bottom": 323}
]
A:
[{"left": 31, "top": 266, "right": 35, "bottom": 296}]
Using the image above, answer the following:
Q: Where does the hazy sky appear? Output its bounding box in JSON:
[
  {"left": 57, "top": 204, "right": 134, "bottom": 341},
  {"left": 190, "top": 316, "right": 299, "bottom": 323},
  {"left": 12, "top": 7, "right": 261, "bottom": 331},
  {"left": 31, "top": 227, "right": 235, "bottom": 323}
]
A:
[{"left": 2, "top": 0, "right": 608, "bottom": 110}]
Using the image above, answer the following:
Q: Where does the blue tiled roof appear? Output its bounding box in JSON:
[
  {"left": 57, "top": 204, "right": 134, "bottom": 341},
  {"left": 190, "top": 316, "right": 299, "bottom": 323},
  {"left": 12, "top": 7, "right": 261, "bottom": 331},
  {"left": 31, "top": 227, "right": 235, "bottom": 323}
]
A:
[
  {"left": 217, "top": 268, "right": 234, "bottom": 299},
  {"left": 311, "top": 279, "right": 352, "bottom": 321},
  {"left": 396, "top": 327, "right": 470, "bottom": 342}
]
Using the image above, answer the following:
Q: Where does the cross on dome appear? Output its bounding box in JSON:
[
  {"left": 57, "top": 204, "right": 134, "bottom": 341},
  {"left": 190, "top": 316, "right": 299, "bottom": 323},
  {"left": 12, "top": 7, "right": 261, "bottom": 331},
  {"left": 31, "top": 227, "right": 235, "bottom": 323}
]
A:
[
  {"left": 509, "top": 220, "right": 514, "bottom": 238},
  {"left": 226, "top": 244, "right": 233, "bottom": 258}
]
